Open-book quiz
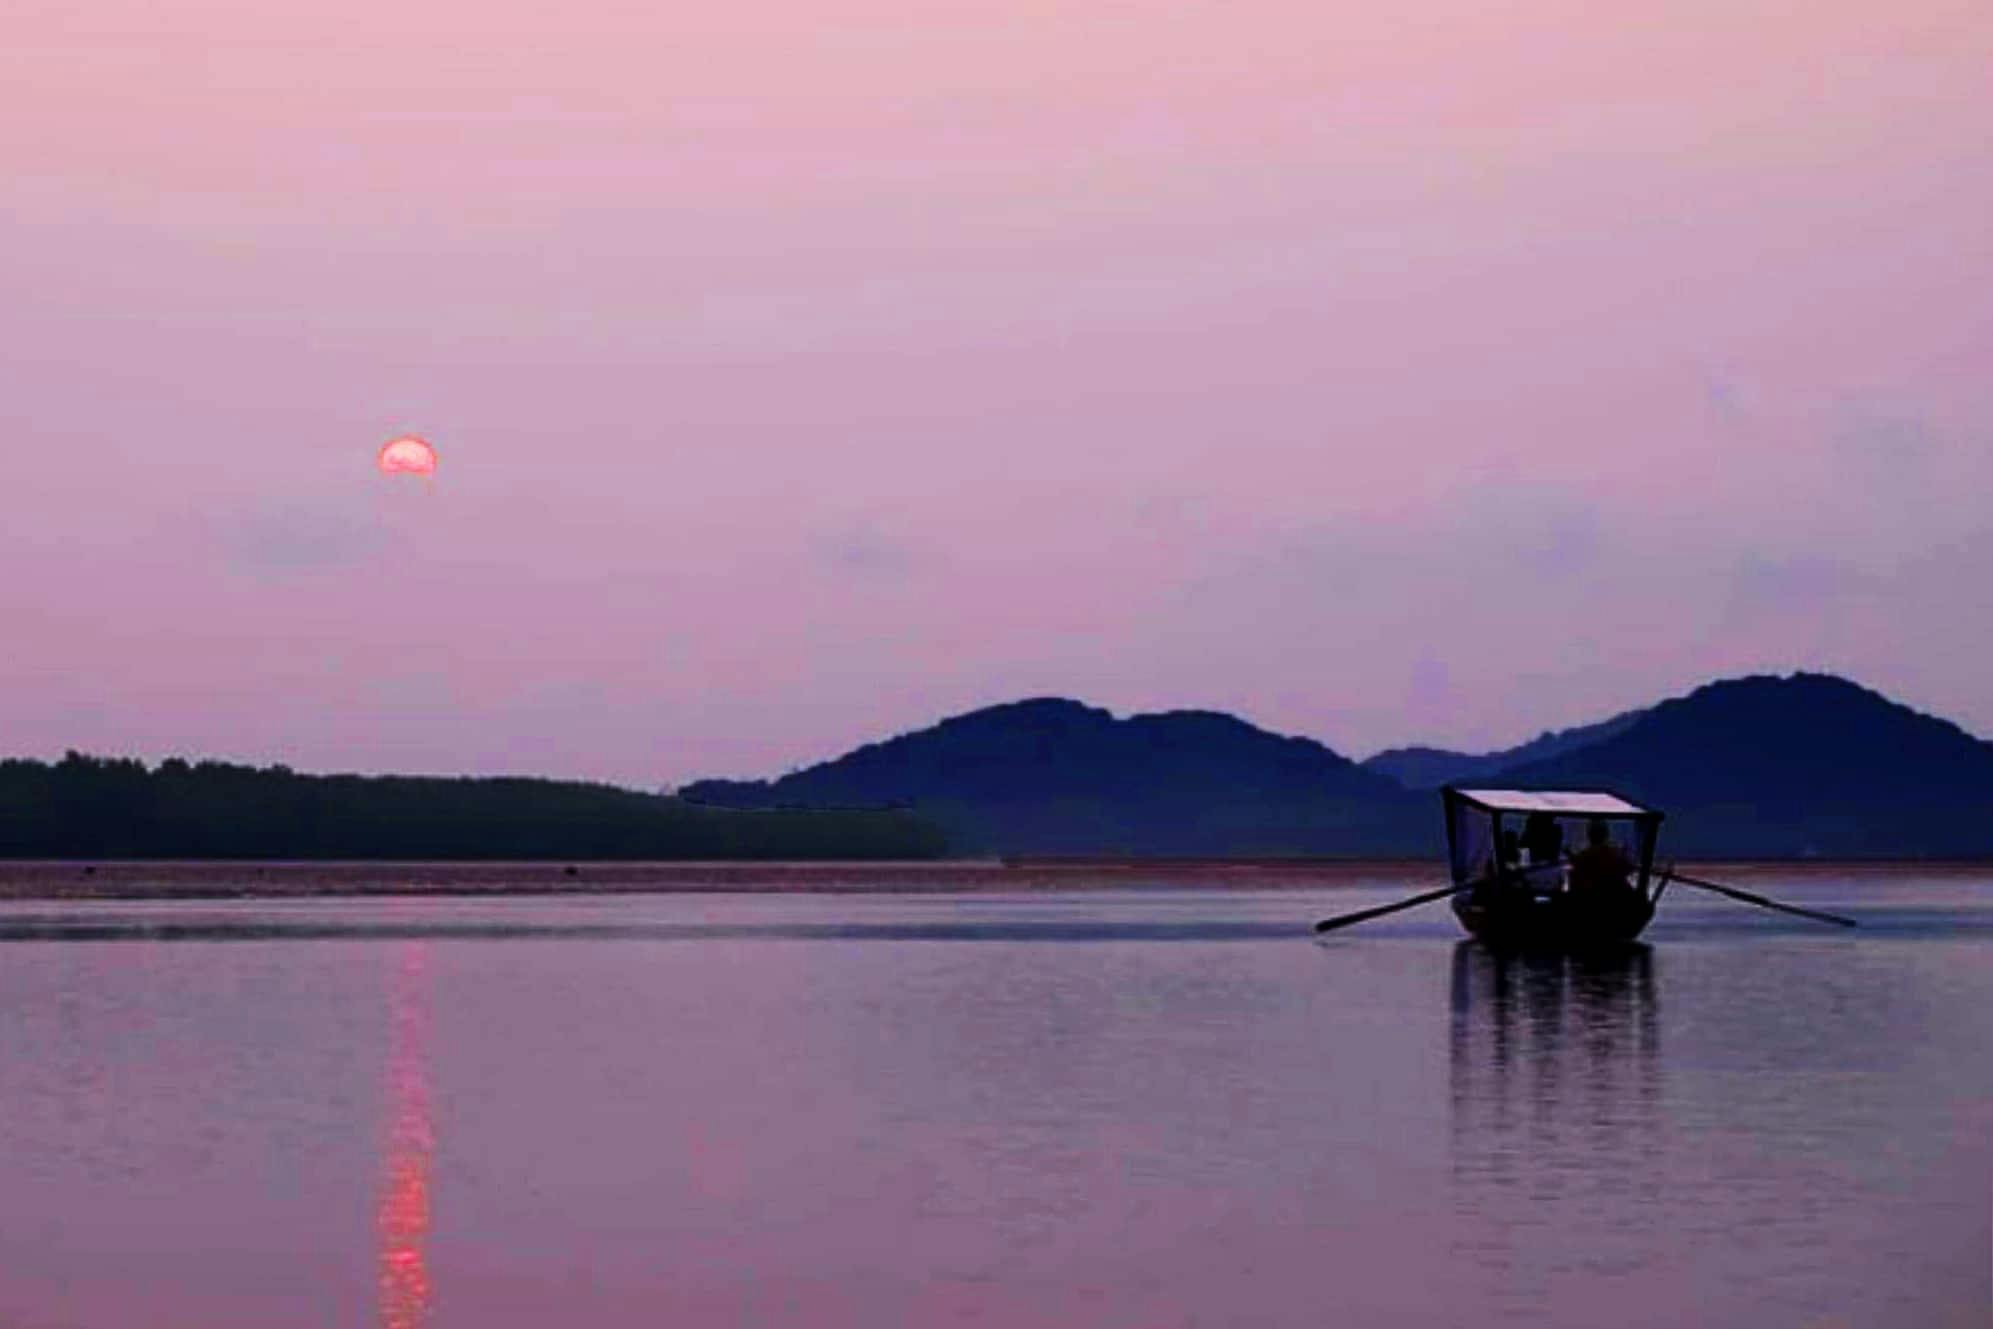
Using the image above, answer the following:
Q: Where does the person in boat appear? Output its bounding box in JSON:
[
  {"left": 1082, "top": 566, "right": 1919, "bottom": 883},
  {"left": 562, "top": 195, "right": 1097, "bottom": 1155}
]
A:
[
  {"left": 1509, "top": 812, "right": 1566, "bottom": 893},
  {"left": 1567, "top": 818, "right": 1634, "bottom": 895},
  {"left": 1520, "top": 812, "right": 1564, "bottom": 867}
]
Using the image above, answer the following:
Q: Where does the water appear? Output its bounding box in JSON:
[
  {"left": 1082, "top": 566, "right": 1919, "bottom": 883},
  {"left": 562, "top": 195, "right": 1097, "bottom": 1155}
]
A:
[{"left": 0, "top": 871, "right": 1985, "bottom": 1328}]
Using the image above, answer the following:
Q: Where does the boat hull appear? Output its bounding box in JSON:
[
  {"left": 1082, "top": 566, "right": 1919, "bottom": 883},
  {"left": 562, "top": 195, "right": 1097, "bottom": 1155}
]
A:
[{"left": 1451, "top": 887, "right": 1655, "bottom": 950}]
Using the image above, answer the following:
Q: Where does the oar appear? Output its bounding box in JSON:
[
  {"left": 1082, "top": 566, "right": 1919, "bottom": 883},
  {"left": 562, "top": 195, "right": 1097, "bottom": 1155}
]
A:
[
  {"left": 1314, "top": 882, "right": 1467, "bottom": 934},
  {"left": 1668, "top": 870, "right": 1857, "bottom": 928}
]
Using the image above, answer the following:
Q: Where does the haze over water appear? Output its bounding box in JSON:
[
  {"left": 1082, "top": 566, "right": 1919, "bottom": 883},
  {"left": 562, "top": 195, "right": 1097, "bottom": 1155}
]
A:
[{"left": 0, "top": 869, "right": 1985, "bottom": 1327}]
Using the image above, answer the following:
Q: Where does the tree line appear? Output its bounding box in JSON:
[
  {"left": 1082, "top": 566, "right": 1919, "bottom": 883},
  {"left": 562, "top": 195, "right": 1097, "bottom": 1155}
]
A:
[{"left": 0, "top": 753, "right": 948, "bottom": 860}]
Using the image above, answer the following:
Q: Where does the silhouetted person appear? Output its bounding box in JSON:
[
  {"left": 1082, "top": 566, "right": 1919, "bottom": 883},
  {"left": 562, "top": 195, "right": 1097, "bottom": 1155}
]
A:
[
  {"left": 1520, "top": 812, "right": 1564, "bottom": 867},
  {"left": 1568, "top": 819, "right": 1633, "bottom": 895}
]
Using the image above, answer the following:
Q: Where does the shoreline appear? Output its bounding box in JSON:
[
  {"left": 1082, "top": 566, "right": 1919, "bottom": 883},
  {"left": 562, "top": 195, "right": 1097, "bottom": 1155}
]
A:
[
  {"left": 0, "top": 858, "right": 1984, "bottom": 902},
  {"left": 0, "top": 858, "right": 1435, "bottom": 901}
]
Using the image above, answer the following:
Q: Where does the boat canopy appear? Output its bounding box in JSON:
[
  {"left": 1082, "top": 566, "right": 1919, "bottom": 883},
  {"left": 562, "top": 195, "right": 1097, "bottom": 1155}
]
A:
[
  {"left": 1442, "top": 786, "right": 1663, "bottom": 893},
  {"left": 1450, "top": 788, "right": 1658, "bottom": 819}
]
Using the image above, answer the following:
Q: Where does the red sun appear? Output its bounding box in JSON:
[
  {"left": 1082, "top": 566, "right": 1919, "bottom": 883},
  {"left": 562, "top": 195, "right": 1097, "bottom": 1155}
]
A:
[{"left": 378, "top": 436, "right": 438, "bottom": 477}]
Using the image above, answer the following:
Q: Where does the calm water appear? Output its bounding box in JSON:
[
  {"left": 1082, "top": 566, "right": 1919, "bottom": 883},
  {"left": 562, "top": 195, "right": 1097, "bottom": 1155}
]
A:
[{"left": 0, "top": 871, "right": 1986, "bottom": 1328}]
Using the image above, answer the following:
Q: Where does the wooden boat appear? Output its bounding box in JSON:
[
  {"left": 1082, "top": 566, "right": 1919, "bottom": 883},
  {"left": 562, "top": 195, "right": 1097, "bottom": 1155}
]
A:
[
  {"left": 1315, "top": 790, "right": 1853, "bottom": 941},
  {"left": 1442, "top": 787, "right": 1665, "bottom": 949}
]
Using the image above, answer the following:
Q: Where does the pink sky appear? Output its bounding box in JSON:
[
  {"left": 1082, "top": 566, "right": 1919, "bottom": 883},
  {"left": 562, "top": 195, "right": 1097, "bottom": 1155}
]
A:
[{"left": 4, "top": 0, "right": 1989, "bottom": 784}]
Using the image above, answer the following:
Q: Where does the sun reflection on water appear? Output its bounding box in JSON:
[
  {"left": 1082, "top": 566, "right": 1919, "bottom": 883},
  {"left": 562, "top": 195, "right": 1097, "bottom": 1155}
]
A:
[{"left": 378, "top": 943, "right": 434, "bottom": 1329}]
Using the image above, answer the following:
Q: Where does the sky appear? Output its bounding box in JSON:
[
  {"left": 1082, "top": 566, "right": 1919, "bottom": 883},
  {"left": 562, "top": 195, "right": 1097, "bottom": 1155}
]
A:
[{"left": 3, "top": 0, "right": 1989, "bottom": 786}]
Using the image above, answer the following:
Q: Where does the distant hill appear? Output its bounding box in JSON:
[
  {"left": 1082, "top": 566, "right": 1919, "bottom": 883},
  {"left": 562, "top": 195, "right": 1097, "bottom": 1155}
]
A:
[
  {"left": 1499, "top": 673, "right": 1993, "bottom": 857},
  {"left": 1362, "top": 709, "right": 1645, "bottom": 789},
  {"left": 16, "top": 673, "right": 1990, "bottom": 861},
  {"left": 682, "top": 698, "right": 1426, "bottom": 855},
  {"left": 0, "top": 754, "right": 947, "bottom": 860},
  {"left": 686, "top": 675, "right": 1993, "bottom": 858}
]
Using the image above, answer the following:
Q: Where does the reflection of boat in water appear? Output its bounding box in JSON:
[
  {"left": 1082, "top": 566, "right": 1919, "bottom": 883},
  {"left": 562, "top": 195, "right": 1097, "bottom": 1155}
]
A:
[
  {"left": 1444, "top": 788, "right": 1665, "bottom": 949},
  {"left": 1448, "top": 940, "right": 1661, "bottom": 1174},
  {"left": 1447, "top": 939, "right": 1664, "bottom": 1284}
]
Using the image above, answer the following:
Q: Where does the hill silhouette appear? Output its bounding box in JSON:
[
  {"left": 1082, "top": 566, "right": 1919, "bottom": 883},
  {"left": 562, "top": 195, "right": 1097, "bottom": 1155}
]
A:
[
  {"left": 13, "top": 674, "right": 1989, "bottom": 861},
  {"left": 0, "top": 754, "right": 946, "bottom": 860},
  {"left": 1500, "top": 673, "right": 1993, "bottom": 857},
  {"left": 684, "top": 698, "right": 1425, "bottom": 855},
  {"left": 686, "top": 675, "right": 1993, "bottom": 858},
  {"left": 1362, "top": 708, "right": 1644, "bottom": 789}
]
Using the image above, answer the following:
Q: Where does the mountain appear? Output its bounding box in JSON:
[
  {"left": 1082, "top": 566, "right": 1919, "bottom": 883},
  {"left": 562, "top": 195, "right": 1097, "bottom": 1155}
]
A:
[
  {"left": 1500, "top": 673, "right": 1993, "bottom": 857},
  {"left": 1362, "top": 709, "right": 1644, "bottom": 789},
  {"left": 684, "top": 675, "right": 1993, "bottom": 858},
  {"left": 682, "top": 698, "right": 1426, "bottom": 855},
  {"left": 23, "top": 674, "right": 1980, "bottom": 861}
]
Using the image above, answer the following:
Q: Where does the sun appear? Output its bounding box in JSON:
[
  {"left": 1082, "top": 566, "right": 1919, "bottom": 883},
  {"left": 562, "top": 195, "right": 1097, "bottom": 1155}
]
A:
[{"left": 378, "top": 436, "right": 438, "bottom": 477}]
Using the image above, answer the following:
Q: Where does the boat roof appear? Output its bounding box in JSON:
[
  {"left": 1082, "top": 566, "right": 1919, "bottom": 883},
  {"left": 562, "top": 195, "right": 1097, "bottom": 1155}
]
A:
[{"left": 1448, "top": 787, "right": 1659, "bottom": 818}]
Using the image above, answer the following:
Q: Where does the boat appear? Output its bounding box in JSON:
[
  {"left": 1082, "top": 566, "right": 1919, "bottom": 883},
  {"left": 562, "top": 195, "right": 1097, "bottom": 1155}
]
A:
[
  {"left": 1313, "top": 788, "right": 1855, "bottom": 942},
  {"left": 1442, "top": 787, "right": 1665, "bottom": 949}
]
